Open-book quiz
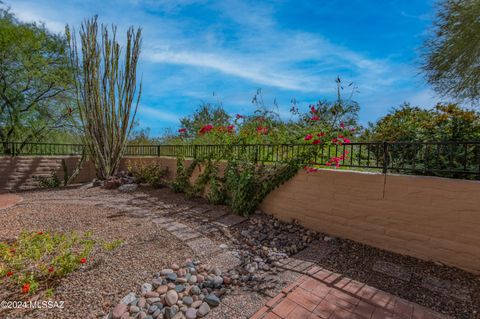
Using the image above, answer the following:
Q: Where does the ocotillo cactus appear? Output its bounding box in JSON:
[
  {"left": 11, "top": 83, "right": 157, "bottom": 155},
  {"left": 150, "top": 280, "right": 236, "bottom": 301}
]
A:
[{"left": 66, "top": 16, "right": 142, "bottom": 179}]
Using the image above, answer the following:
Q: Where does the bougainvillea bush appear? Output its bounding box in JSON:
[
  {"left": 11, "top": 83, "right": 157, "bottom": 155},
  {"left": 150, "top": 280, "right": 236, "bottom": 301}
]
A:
[
  {"left": 170, "top": 99, "right": 358, "bottom": 215},
  {"left": 0, "top": 231, "right": 96, "bottom": 296}
]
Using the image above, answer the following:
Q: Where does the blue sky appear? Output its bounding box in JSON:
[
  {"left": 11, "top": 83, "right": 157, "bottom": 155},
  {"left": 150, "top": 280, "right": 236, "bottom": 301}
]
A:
[{"left": 6, "top": 0, "right": 440, "bottom": 136}]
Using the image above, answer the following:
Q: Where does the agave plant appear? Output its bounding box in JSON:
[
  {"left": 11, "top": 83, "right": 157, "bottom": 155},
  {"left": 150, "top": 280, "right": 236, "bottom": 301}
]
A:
[{"left": 66, "top": 16, "right": 142, "bottom": 179}]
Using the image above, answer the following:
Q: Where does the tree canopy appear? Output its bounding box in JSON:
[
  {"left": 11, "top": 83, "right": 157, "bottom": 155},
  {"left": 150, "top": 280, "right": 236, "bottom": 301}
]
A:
[
  {"left": 363, "top": 103, "right": 480, "bottom": 141},
  {"left": 422, "top": 0, "right": 480, "bottom": 103},
  {"left": 0, "top": 7, "right": 75, "bottom": 152}
]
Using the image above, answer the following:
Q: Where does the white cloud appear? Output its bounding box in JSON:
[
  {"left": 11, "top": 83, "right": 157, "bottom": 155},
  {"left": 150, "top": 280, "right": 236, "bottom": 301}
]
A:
[{"left": 139, "top": 105, "right": 180, "bottom": 123}]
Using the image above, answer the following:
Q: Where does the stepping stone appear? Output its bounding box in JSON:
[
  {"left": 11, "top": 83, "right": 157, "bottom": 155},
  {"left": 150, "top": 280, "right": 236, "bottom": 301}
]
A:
[
  {"left": 279, "top": 258, "right": 314, "bottom": 273},
  {"left": 189, "top": 207, "right": 211, "bottom": 214},
  {"left": 292, "top": 241, "right": 333, "bottom": 263},
  {"left": 203, "top": 210, "right": 228, "bottom": 220},
  {"left": 421, "top": 275, "right": 470, "bottom": 301},
  {"left": 171, "top": 228, "right": 202, "bottom": 241},
  {"left": 372, "top": 260, "right": 412, "bottom": 281},
  {"left": 152, "top": 217, "right": 173, "bottom": 226},
  {"left": 165, "top": 222, "right": 189, "bottom": 232},
  {"left": 214, "top": 215, "right": 246, "bottom": 227}
]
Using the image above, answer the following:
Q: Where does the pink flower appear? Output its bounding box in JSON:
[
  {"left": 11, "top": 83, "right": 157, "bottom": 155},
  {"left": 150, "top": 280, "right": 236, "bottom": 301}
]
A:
[
  {"left": 304, "top": 134, "right": 313, "bottom": 141},
  {"left": 350, "top": 128, "right": 356, "bottom": 132},
  {"left": 304, "top": 166, "right": 318, "bottom": 173},
  {"left": 312, "top": 139, "right": 320, "bottom": 145},
  {"left": 340, "top": 122, "right": 345, "bottom": 129},
  {"left": 178, "top": 128, "right": 187, "bottom": 133},
  {"left": 236, "top": 114, "right": 244, "bottom": 119},
  {"left": 343, "top": 138, "right": 351, "bottom": 144},
  {"left": 310, "top": 116, "right": 320, "bottom": 121}
]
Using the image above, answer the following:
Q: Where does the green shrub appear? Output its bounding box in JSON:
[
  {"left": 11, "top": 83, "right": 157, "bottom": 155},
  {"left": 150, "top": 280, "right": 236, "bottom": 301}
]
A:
[
  {"left": 33, "top": 173, "right": 61, "bottom": 188},
  {"left": 127, "top": 160, "right": 168, "bottom": 188},
  {"left": 0, "top": 231, "right": 96, "bottom": 295}
]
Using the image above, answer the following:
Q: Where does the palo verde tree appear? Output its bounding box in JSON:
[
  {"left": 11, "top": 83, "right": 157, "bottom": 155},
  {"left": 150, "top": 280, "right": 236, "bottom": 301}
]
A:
[
  {"left": 422, "top": 0, "right": 480, "bottom": 103},
  {"left": 67, "top": 16, "right": 142, "bottom": 179},
  {"left": 0, "top": 7, "right": 75, "bottom": 154}
]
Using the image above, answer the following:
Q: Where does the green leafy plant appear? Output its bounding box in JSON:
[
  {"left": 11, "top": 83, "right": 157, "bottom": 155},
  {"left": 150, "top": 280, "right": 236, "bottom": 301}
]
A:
[
  {"left": 171, "top": 156, "right": 198, "bottom": 193},
  {"left": 0, "top": 231, "right": 96, "bottom": 295},
  {"left": 33, "top": 173, "right": 61, "bottom": 188},
  {"left": 102, "top": 239, "right": 124, "bottom": 251},
  {"left": 127, "top": 160, "right": 168, "bottom": 188}
]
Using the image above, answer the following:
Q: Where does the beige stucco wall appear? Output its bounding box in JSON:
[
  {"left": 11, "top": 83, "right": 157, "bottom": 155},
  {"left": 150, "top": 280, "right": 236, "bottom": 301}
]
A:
[
  {"left": 260, "top": 169, "right": 480, "bottom": 274},
  {"left": 2, "top": 155, "right": 479, "bottom": 274}
]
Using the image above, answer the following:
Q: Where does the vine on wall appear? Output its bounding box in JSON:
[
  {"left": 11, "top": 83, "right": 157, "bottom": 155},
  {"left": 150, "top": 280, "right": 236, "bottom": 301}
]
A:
[{"left": 172, "top": 147, "right": 315, "bottom": 216}]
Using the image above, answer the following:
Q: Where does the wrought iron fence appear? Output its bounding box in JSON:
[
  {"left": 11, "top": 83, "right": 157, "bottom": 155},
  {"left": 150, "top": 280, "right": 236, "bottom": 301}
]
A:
[{"left": 2, "top": 141, "right": 479, "bottom": 179}]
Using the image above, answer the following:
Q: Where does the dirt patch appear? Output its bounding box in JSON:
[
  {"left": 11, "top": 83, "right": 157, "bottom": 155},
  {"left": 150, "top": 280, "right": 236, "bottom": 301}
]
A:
[{"left": 0, "top": 194, "right": 22, "bottom": 210}]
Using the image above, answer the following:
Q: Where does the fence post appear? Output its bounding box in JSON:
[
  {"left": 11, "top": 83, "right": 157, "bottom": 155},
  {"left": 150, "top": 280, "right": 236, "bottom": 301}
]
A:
[
  {"left": 382, "top": 141, "right": 388, "bottom": 174},
  {"left": 157, "top": 145, "right": 160, "bottom": 157},
  {"left": 193, "top": 145, "right": 198, "bottom": 158},
  {"left": 11, "top": 142, "right": 15, "bottom": 157}
]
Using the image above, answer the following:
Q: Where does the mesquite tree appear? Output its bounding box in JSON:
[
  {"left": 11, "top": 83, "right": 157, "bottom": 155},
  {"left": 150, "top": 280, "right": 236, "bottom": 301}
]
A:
[{"left": 66, "top": 16, "right": 142, "bottom": 179}]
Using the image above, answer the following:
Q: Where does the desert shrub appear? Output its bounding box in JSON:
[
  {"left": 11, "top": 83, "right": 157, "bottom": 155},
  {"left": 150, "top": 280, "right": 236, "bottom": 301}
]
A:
[
  {"left": 0, "top": 231, "right": 96, "bottom": 295},
  {"left": 33, "top": 173, "right": 61, "bottom": 188},
  {"left": 171, "top": 157, "right": 198, "bottom": 193},
  {"left": 127, "top": 160, "right": 168, "bottom": 188}
]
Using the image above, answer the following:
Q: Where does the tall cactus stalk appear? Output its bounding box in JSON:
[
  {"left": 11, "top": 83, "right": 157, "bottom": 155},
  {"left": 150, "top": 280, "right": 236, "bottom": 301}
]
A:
[{"left": 66, "top": 16, "right": 142, "bottom": 179}]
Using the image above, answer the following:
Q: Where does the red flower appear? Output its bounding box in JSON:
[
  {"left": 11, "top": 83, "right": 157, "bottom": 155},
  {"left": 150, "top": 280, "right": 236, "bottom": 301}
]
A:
[
  {"left": 310, "top": 105, "right": 316, "bottom": 113},
  {"left": 343, "top": 138, "right": 351, "bottom": 144},
  {"left": 312, "top": 139, "right": 320, "bottom": 145},
  {"left": 227, "top": 125, "right": 234, "bottom": 133},
  {"left": 199, "top": 124, "right": 214, "bottom": 135},
  {"left": 304, "top": 134, "right": 313, "bottom": 141},
  {"left": 317, "top": 132, "right": 325, "bottom": 137},
  {"left": 340, "top": 122, "right": 345, "bottom": 129},
  {"left": 256, "top": 126, "right": 268, "bottom": 135},
  {"left": 9, "top": 248, "right": 15, "bottom": 253},
  {"left": 48, "top": 267, "right": 55, "bottom": 273},
  {"left": 80, "top": 258, "right": 87, "bottom": 264},
  {"left": 310, "top": 116, "right": 320, "bottom": 121},
  {"left": 178, "top": 128, "right": 187, "bottom": 133},
  {"left": 22, "top": 283, "right": 30, "bottom": 294},
  {"left": 6, "top": 271, "right": 13, "bottom": 277},
  {"left": 37, "top": 232, "right": 44, "bottom": 235},
  {"left": 236, "top": 114, "right": 243, "bottom": 119},
  {"left": 338, "top": 134, "right": 344, "bottom": 138}
]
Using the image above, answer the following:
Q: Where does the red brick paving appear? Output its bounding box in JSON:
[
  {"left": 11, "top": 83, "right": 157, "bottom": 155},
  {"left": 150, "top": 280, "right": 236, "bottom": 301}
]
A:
[
  {"left": 0, "top": 194, "right": 22, "bottom": 210},
  {"left": 250, "top": 266, "right": 450, "bottom": 319}
]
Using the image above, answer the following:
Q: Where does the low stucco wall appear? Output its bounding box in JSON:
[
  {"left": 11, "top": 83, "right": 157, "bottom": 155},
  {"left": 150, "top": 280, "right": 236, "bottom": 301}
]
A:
[
  {"left": 0, "top": 156, "right": 96, "bottom": 190},
  {"left": 2, "top": 155, "right": 479, "bottom": 274},
  {"left": 260, "top": 169, "right": 480, "bottom": 274}
]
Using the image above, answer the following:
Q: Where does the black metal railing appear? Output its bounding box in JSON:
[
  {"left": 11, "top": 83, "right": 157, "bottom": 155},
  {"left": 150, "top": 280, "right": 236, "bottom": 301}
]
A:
[{"left": 2, "top": 141, "right": 480, "bottom": 179}]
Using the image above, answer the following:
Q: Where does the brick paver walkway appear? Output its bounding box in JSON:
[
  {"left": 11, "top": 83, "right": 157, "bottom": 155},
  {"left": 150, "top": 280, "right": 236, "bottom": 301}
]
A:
[
  {"left": 251, "top": 266, "right": 450, "bottom": 319},
  {"left": 0, "top": 194, "right": 22, "bottom": 210}
]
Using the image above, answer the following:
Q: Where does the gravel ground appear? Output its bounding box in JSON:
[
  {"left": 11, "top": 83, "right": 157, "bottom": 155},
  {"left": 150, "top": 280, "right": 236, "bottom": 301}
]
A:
[
  {"left": 0, "top": 188, "right": 192, "bottom": 319},
  {"left": 2, "top": 186, "right": 479, "bottom": 319}
]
